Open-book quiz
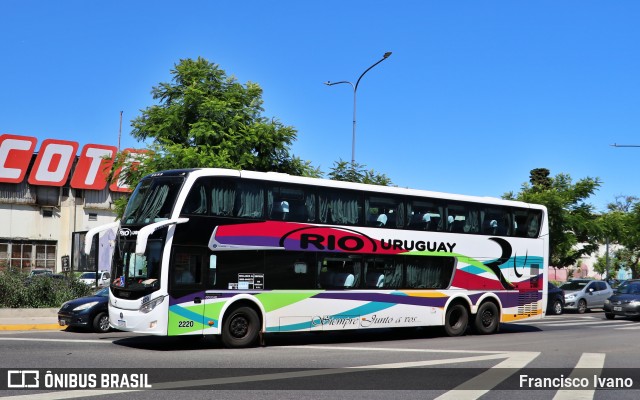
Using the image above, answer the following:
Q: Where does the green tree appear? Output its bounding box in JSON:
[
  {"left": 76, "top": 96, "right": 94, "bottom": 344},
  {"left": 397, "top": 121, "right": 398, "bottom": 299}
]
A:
[
  {"left": 123, "top": 57, "right": 320, "bottom": 183},
  {"left": 614, "top": 201, "right": 640, "bottom": 279},
  {"left": 504, "top": 169, "right": 601, "bottom": 269},
  {"left": 592, "top": 196, "right": 640, "bottom": 279},
  {"left": 328, "top": 159, "right": 393, "bottom": 186},
  {"left": 111, "top": 57, "right": 393, "bottom": 216},
  {"left": 593, "top": 248, "right": 625, "bottom": 278}
]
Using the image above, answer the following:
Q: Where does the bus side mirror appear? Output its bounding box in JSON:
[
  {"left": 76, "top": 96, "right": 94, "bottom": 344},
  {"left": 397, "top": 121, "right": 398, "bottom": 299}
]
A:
[{"left": 135, "top": 218, "right": 189, "bottom": 254}]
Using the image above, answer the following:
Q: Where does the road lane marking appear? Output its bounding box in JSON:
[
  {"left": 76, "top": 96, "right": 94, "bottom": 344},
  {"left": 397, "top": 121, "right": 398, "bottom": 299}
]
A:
[
  {"left": 287, "top": 345, "right": 507, "bottom": 354},
  {"left": 613, "top": 325, "right": 640, "bottom": 330},
  {"left": 542, "top": 320, "right": 633, "bottom": 327},
  {"left": 434, "top": 351, "right": 540, "bottom": 400},
  {"left": 590, "top": 322, "right": 638, "bottom": 328},
  {"left": 553, "top": 352, "right": 605, "bottom": 400},
  {"left": 511, "top": 318, "right": 609, "bottom": 326}
]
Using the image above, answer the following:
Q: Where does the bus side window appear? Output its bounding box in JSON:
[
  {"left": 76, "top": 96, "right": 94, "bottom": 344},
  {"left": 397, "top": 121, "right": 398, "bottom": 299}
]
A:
[
  {"left": 182, "top": 184, "right": 207, "bottom": 215},
  {"left": 173, "top": 252, "right": 202, "bottom": 285},
  {"left": 209, "top": 255, "right": 217, "bottom": 287}
]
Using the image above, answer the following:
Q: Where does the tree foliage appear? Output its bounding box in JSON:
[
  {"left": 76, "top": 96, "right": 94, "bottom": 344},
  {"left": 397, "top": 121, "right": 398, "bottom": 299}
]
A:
[
  {"left": 327, "top": 159, "right": 393, "bottom": 186},
  {"left": 111, "top": 57, "right": 392, "bottom": 216},
  {"left": 504, "top": 168, "right": 601, "bottom": 269},
  {"left": 125, "top": 57, "right": 320, "bottom": 182}
]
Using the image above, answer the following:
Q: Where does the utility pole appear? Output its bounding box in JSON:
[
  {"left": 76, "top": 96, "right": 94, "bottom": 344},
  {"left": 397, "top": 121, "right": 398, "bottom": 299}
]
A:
[{"left": 118, "top": 111, "right": 123, "bottom": 151}]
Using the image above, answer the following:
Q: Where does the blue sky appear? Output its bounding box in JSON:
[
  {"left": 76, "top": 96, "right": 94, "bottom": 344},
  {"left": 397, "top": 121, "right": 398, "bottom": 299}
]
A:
[{"left": 2, "top": 1, "right": 640, "bottom": 212}]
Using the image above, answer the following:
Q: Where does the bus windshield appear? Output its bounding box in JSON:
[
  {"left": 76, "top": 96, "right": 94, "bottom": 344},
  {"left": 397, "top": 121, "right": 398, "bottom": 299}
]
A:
[
  {"left": 111, "top": 237, "right": 163, "bottom": 292},
  {"left": 123, "top": 176, "right": 184, "bottom": 224}
]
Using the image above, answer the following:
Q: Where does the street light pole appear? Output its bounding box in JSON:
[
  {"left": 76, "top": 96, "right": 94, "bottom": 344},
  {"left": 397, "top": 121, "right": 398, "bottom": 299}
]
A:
[
  {"left": 611, "top": 143, "right": 640, "bottom": 147},
  {"left": 325, "top": 52, "right": 392, "bottom": 165}
]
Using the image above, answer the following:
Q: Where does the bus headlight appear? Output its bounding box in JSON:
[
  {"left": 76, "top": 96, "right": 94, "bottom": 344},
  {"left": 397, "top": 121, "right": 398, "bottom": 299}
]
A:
[{"left": 140, "top": 296, "right": 164, "bottom": 314}]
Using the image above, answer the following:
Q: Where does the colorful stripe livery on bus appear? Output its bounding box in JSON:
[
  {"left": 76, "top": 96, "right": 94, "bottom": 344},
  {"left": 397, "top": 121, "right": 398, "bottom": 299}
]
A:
[{"left": 85, "top": 168, "right": 548, "bottom": 348}]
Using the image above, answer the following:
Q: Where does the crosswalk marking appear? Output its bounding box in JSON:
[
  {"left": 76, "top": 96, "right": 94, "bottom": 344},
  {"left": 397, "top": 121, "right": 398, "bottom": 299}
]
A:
[
  {"left": 435, "top": 351, "right": 540, "bottom": 400},
  {"left": 543, "top": 320, "right": 635, "bottom": 327},
  {"left": 612, "top": 324, "right": 640, "bottom": 330},
  {"left": 553, "top": 353, "right": 606, "bottom": 400}
]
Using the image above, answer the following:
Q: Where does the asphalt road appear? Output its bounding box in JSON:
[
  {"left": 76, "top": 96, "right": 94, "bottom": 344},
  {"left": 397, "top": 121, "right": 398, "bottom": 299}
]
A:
[{"left": 1, "top": 311, "right": 640, "bottom": 400}]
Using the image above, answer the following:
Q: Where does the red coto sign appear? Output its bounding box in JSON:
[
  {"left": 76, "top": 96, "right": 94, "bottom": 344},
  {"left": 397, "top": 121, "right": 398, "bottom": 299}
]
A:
[{"left": 0, "top": 134, "right": 144, "bottom": 192}]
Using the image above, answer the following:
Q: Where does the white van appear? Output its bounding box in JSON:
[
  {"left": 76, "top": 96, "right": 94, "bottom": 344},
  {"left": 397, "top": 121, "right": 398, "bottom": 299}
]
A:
[{"left": 79, "top": 271, "right": 111, "bottom": 287}]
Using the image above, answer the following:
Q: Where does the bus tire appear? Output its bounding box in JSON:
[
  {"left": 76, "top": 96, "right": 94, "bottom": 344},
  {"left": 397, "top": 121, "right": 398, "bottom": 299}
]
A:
[
  {"left": 444, "top": 303, "right": 468, "bottom": 337},
  {"left": 473, "top": 301, "right": 499, "bottom": 335},
  {"left": 221, "top": 306, "right": 260, "bottom": 348}
]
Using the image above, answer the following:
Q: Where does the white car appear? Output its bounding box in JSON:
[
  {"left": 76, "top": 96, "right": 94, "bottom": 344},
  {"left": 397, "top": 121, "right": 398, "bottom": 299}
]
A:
[{"left": 79, "top": 271, "right": 111, "bottom": 287}]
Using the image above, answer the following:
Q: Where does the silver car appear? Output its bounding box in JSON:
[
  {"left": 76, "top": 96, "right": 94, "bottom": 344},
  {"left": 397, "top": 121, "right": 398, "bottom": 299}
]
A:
[{"left": 560, "top": 279, "right": 613, "bottom": 313}]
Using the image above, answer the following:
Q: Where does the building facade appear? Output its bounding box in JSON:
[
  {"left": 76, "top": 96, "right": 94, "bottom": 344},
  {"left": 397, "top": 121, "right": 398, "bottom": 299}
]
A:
[{"left": 0, "top": 134, "right": 141, "bottom": 273}]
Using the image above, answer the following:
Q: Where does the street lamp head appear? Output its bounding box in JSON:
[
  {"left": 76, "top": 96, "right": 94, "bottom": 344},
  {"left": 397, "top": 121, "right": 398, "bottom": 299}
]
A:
[
  {"left": 383, "top": 51, "right": 392, "bottom": 59},
  {"left": 324, "top": 81, "right": 331, "bottom": 86}
]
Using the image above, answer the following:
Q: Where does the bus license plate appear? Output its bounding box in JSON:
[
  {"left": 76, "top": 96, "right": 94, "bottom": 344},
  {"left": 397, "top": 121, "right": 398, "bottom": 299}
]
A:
[
  {"left": 613, "top": 307, "right": 622, "bottom": 312},
  {"left": 117, "top": 320, "right": 126, "bottom": 327}
]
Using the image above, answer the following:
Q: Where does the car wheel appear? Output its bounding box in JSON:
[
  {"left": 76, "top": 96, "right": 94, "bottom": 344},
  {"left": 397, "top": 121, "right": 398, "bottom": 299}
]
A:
[
  {"left": 444, "top": 303, "right": 469, "bottom": 337},
  {"left": 92, "top": 312, "right": 110, "bottom": 333},
  {"left": 605, "top": 313, "right": 615, "bottom": 320},
  {"left": 552, "top": 299, "right": 563, "bottom": 315},
  {"left": 577, "top": 299, "right": 587, "bottom": 314},
  {"left": 221, "top": 306, "right": 260, "bottom": 348},
  {"left": 473, "top": 302, "right": 500, "bottom": 335}
]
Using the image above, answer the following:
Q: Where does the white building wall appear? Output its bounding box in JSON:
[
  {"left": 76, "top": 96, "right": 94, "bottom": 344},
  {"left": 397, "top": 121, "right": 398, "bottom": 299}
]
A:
[{"left": 0, "top": 194, "right": 118, "bottom": 273}]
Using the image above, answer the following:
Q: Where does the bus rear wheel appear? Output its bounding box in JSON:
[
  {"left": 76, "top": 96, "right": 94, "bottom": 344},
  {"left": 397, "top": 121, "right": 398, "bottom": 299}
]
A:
[
  {"left": 221, "top": 306, "right": 260, "bottom": 348},
  {"left": 473, "top": 302, "right": 499, "bottom": 335},
  {"left": 444, "top": 303, "right": 468, "bottom": 337}
]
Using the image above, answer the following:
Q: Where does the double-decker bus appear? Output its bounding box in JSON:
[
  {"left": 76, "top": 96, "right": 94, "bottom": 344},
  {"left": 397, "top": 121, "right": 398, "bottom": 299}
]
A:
[{"left": 86, "top": 168, "right": 548, "bottom": 348}]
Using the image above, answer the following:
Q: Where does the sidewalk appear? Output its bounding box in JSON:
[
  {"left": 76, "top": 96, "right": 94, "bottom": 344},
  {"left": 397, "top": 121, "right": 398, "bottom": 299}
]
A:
[{"left": 0, "top": 308, "right": 63, "bottom": 331}]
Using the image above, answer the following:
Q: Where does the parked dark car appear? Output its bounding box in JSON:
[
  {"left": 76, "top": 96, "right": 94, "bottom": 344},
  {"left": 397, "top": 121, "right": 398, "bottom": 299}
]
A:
[
  {"left": 613, "top": 279, "right": 639, "bottom": 294},
  {"left": 547, "top": 282, "right": 564, "bottom": 315},
  {"left": 58, "top": 287, "right": 110, "bottom": 333},
  {"left": 604, "top": 280, "right": 640, "bottom": 320}
]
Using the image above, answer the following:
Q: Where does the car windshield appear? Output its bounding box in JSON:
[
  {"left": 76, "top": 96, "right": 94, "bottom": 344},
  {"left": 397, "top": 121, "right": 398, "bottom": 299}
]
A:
[
  {"left": 30, "top": 270, "right": 51, "bottom": 276},
  {"left": 122, "top": 176, "right": 184, "bottom": 224},
  {"left": 111, "top": 238, "right": 163, "bottom": 291},
  {"left": 94, "top": 287, "right": 109, "bottom": 297},
  {"left": 559, "top": 281, "right": 589, "bottom": 291},
  {"left": 617, "top": 282, "right": 640, "bottom": 295},
  {"left": 80, "top": 272, "right": 96, "bottom": 279}
]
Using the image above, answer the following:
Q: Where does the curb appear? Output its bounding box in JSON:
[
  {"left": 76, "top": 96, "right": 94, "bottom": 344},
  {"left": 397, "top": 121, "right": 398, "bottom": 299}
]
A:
[
  {"left": 0, "top": 323, "right": 65, "bottom": 331},
  {"left": 0, "top": 308, "right": 62, "bottom": 331}
]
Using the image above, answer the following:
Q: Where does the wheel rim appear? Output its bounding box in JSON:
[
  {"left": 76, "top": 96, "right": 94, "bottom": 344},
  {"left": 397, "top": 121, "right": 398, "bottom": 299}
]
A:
[
  {"left": 229, "top": 315, "right": 249, "bottom": 339},
  {"left": 579, "top": 301, "right": 586, "bottom": 312},
  {"left": 99, "top": 316, "right": 109, "bottom": 332},
  {"left": 554, "top": 301, "right": 562, "bottom": 314},
  {"left": 480, "top": 309, "right": 494, "bottom": 327}
]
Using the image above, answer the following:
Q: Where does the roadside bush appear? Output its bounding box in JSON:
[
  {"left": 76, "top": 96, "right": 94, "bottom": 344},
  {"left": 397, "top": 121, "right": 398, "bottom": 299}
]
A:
[{"left": 0, "top": 270, "right": 94, "bottom": 308}]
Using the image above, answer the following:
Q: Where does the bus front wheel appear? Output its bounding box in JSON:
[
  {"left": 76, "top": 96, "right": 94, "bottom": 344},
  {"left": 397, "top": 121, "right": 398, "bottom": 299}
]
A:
[
  {"left": 473, "top": 302, "right": 499, "bottom": 335},
  {"left": 444, "top": 303, "right": 468, "bottom": 337},
  {"left": 221, "top": 306, "right": 260, "bottom": 348}
]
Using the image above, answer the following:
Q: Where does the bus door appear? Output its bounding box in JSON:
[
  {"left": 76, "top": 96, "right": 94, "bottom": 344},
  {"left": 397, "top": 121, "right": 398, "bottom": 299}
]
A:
[{"left": 168, "top": 246, "right": 208, "bottom": 336}]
